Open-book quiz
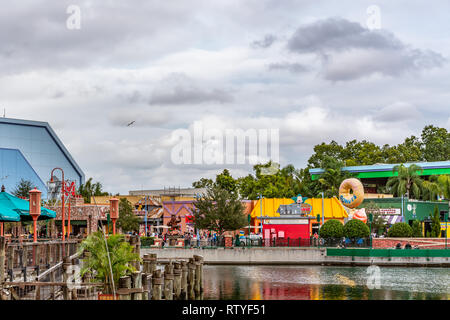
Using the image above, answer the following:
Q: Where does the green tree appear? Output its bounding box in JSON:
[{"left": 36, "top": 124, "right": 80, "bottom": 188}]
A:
[
  {"left": 307, "top": 141, "right": 345, "bottom": 167},
  {"left": 411, "top": 220, "right": 423, "bottom": 237},
  {"left": 387, "top": 222, "right": 413, "bottom": 237},
  {"left": 116, "top": 198, "right": 140, "bottom": 233},
  {"left": 235, "top": 161, "right": 303, "bottom": 199},
  {"left": 192, "top": 177, "right": 214, "bottom": 189},
  {"left": 420, "top": 125, "right": 450, "bottom": 162},
  {"left": 193, "top": 186, "right": 246, "bottom": 236},
  {"left": 437, "top": 175, "right": 450, "bottom": 199},
  {"left": 430, "top": 205, "right": 441, "bottom": 238},
  {"left": 343, "top": 219, "right": 370, "bottom": 238},
  {"left": 342, "top": 139, "right": 384, "bottom": 166},
  {"left": 12, "top": 179, "right": 36, "bottom": 198},
  {"left": 386, "top": 164, "right": 423, "bottom": 199},
  {"left": 421, "top": 176, "right": 442, "bottom": 201},
  {"left": 319, "top": 219, "right": 344, "bottom": 238},
  {"left": 317, "top": 156, "right": 355, "bottom": 198},
  {"left": 79, "top": 232, "right": 140, "bottom": 293},
  {"left": 78, "top": 177, "right": 110, "bottom": 203}
]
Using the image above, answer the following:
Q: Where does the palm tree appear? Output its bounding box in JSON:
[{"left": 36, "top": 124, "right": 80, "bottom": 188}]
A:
[
  {"left": 437, "top": 175, "right": 450, "bottom": 199},
  {"left": 421, "top": 176, "right": 442, "bottom": 201},
  {"left": 386, "top": 164, "right": 423, "bottom": 199},
  {"left": 80, "top": 232, "right": 140, "bottom": 294}
]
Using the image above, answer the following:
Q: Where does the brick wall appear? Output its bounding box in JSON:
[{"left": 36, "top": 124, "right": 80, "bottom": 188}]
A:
[{"left": 373, "top": 238, "right": 448, "bottom": 249}]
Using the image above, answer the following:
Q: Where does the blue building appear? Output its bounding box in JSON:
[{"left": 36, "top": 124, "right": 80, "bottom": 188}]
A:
[{"left": 0, "top": 118, "right": 85, "bottom": 198}]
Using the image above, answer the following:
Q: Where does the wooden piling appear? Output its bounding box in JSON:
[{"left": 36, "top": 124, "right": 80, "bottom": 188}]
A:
[
  {"left": 173, "top": 261, "right": 182, "bottom": 299},
  {"left": 142, "top": 273, "right": 151, "bottom": 300},
  {"left": 62, "top": 256, "right": 71, "bottom": 300},
  {"left": 0, "top": 237, "right": 5, "bottom": 284},
  {"left": 118, "top": 276, "right": 132, "bottom": 300},
  {"left": 180, "top": 260, "right": 188, "bottom": 300},
  {"left": 187, "top": 259, "right": 196, "bottom": 300},
  {"left": 193, "top": 255, "right": 204, "bottom": 294},
  {"left": 164, "top": 263, "right": 174, "bottom": 300},
  {"left": 152, "top": 269, "right": 163, "bottom": 300},
  {"left": 131, "top": 271, "right": 142, "bottom": 300}
]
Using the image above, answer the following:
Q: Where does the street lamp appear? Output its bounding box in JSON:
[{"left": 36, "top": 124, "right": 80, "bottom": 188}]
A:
[
  {"left": 257, "top": 194, "right": 264, "bottom": 236},
  {"left": 50, "top": 168, "right": 65, "bottom": 241},
  {"left": 109, "top": 198, "right": 119, "bottom": 235}
]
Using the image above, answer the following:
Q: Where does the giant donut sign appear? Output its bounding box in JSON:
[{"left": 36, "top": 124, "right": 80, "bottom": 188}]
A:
[{"left": 338, "top": 178, "right": 364, "bottom": 209}]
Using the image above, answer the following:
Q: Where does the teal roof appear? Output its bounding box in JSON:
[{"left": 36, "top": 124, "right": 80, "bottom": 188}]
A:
[{"left": 0, "top": 191, "right": 56, "bottom": 221}]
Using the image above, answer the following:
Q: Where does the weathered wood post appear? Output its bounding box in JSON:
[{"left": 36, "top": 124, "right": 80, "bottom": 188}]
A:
[
  {"left": 131, "top": 271, "right": 143, "bottom": 300},
  {"left": 142, "top": 254, "right": 150, "bottom": 273},
  {"left": 164, "top": 263, "right": 174, "bottom": 300},
  {"left": 62, "top": 256, "right": 71, "bottom": 300},
  {"left": 193, "top": 255, "right": 204, "bottom": 294},
  {"left": 71, "top": 257, "right": 78, "bottom": 300},
  {"left": 129, "top": 235, "right": 141, "bottom": 271},
  {"left": 141, "top": 273, "right": 151, "bottom": 300},
  {"left": 7, "top": 245, "right": 14, "bottom": 279},
  {"left": 180, "top": 260, "right": 188, "bottom": 300},
  {"left": 45, "top": 243, "right": 50, "bottom": 267},
  {"left": 0, "top": 237, "right": 5, "bottom": 284},
  {"left": 118, "top": 276, "right": 132, "bottom": 300},
  {"left": 173, "top": 261, "right": 182, "bottom": 299},
  {"left": 152, "top": 269, "right": 163, "bottom": 300},
  {"left": 22, "top": 245, "right": 28, "bottom": 282},
  {"left": 187, "top": 258, "right": 196, "bottom": 300},
  {"left": 149, "top": 253, "right": 157, "bottom": 273}
]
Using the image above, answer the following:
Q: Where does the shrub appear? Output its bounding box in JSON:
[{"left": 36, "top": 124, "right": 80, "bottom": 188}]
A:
[
  {"left": 140, "top": 236, "right": 155, "bottom": 247},
  {"left": 319, "top": 219, "right": 344, "bottom": 238},
  {"left": 387, "top": 222, "right": 413, "bottom": 237},
  {"left": 343, "top": 219, "right": 370, "bottom": 238},
  {"left": 411, "top": 220, "right": 423, "bottom": 237}
]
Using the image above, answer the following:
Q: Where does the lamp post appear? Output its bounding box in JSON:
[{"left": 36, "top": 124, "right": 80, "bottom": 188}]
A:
[
  {"left": 109, "top": 198, "right": 119, "bottom": 235},
  {"left": 50, "top": 168, "right": 65, "bottom": 241},
  {"left": 29, "top": 188, "right": 42, "bottom": 243},
  {"left": 321, "top": 192, "right": 325, "bottom": 226},
  {"left": 257, "top": 194, "right": 264, "bottom": 236}
]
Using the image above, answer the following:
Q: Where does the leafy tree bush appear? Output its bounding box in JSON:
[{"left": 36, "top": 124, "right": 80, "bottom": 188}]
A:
[
  {"left": 80, "top": 232, "right": 140, "bottom": 293},
  {"left": 430, "top": 205, "right": 441, "bottom": 237},
  {"left": 193, "top": 186, "right": 246, "bottom": 236},
  {"left": 12, "top": 179, "right": 36, "bottom": 198},
  {"left": 387, "top": 222, "right": 413, "bottom": 237},
  {"left": 343, "top": 219, "right": 370, "bottom": 238},
  {"left": 319, "top": 219, "right": 344, "bottom": 238},
  {"left": 116, "top": 198, "right": 140, "bottom": 233},
  {"left": 140, "top": 236, "right": 155, "bottom": 247},
  {"left": 411, "top": 220, "right": 423, "bottom": 237}
]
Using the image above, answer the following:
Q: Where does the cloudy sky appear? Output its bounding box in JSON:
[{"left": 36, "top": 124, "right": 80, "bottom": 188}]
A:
[{"left": 2, "top": 1, "right": 450, "bottom": 194}]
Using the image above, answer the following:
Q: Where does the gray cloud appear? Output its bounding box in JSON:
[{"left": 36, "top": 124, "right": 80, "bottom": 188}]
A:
[
  {"left": 149, "top": 74, "right": 233, "bottom": 105},
  {"left": 251, "top": 34, "right": 277, "bottom": 48},
  {"left": 372, "top": 102, "right": 421, "bottom": 123},
  {"left": 286, "top": 18, "right": 446, "bottom": 81},
  {"left": 268, "top": 62, "right": 309, "bottom": 73},
  {"left": 287, "top": 18, "right": 403, "bottom": 53}
]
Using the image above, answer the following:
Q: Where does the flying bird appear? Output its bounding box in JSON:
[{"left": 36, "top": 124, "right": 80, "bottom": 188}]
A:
[{"left": 127, "top": 121, "right": 135, "bottom": 127}]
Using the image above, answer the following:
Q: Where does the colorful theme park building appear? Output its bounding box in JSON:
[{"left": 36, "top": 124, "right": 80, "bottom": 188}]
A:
[
  {"left": 0, "top": 118, "right": 85, "bottom": 198},
  {"left": 309, "top": 161, "right": 450, "bottom": 194}
]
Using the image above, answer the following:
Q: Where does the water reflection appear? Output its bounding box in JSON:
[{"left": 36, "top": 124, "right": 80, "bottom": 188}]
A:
[{"left": 202, "top": 265, "right": 449, "bottom": 300}]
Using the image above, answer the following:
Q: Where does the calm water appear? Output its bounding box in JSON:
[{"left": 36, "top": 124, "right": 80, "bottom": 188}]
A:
[{"left": 202, "top": 265, "right": 449, "bottom": 300}]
